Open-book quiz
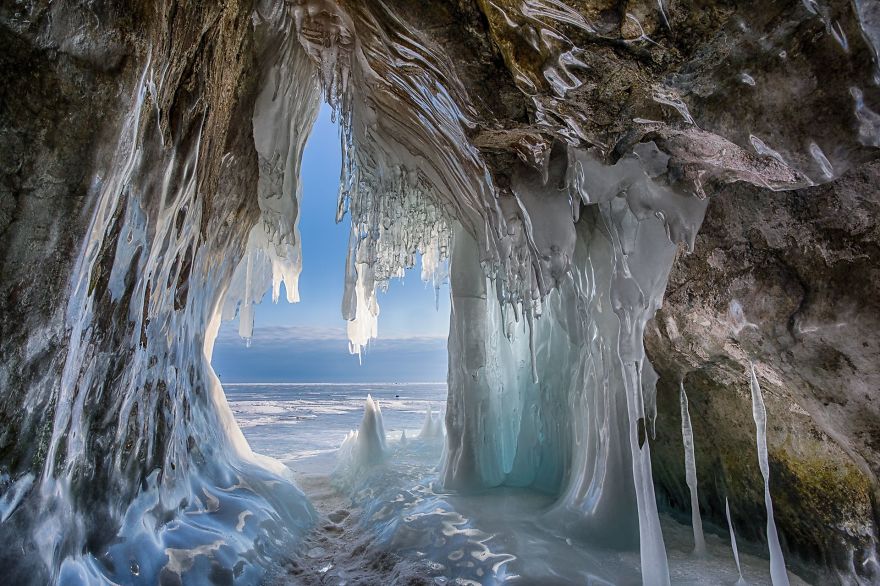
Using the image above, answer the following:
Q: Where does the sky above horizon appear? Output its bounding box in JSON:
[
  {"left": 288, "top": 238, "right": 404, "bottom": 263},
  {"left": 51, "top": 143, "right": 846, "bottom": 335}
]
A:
[{"left": 212, "top": 104, "right": 450, "bottom": 383}]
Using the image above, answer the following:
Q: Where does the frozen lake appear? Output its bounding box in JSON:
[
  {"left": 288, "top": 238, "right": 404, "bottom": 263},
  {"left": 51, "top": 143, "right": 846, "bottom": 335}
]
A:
[{"left": 224, "top": 382, "right": 447, "bottom": 475}]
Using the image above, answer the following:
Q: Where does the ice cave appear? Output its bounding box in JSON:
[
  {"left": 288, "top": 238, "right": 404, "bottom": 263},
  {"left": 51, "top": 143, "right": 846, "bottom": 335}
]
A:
[{"left": 1, "top": 0, "right": 879, "bottom": 584}]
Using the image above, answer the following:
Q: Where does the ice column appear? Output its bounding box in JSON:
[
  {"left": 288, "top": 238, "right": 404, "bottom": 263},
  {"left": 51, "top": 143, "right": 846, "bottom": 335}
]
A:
[
  {"left": 680, "top": 382, "right": 706, "bottom": 556},
  {"left": 749, "top": 364, "right": 789, "bottom": 585},
  {"left": 726, "top": 498, "right": 748, "bottom": 586}
]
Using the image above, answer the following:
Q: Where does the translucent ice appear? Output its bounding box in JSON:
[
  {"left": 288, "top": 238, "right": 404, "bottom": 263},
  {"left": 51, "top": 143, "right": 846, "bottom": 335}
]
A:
[
  {"left": 419, "top": 405, "right": 445, "bottom": 439},
  {"left": 680, "top": 383, "right": 706, "bottom": 556},
  {"left": 749, "top": 364, "right": 790, "bottom": 585},
  {"left": 336, "top": 395, "right": 388, "bottom": 474},
  {"left": 726, "top": 498, "right": 749, "bottom": 586}
]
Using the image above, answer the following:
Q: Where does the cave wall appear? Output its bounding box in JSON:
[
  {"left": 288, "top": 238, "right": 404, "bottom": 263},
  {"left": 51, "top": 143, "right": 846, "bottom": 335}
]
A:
[
  {"left": 0, "top": 1, "right": 319, "bottom": 582},
  {"left": 648, "top": 160, "right": 880, "bottom": 578}
]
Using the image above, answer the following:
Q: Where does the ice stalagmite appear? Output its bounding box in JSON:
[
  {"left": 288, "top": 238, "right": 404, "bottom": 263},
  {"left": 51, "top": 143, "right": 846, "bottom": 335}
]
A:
[
  {"left": 419, "top": 405, "right": 444, "bottom": 439},
  {"left": 337, "top": 395, "right": 388, "bottom": 474},
  {"left": 355, "top": 395, "right": 387, "bottom": 466},
  {"left": 680, "top": 382, "right": 706, "bottom": 556},
  {"left": 749, "top": 364, "right": 789, "bottom": 585},
  {"left": 726, "top": 498, "right": 748, "bottom": 586}
]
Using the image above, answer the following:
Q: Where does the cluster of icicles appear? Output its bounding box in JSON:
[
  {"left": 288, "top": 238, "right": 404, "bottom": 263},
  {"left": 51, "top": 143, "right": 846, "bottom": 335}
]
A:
[{"left": 680, "top": 368, "right": 789, "bottom": 585}]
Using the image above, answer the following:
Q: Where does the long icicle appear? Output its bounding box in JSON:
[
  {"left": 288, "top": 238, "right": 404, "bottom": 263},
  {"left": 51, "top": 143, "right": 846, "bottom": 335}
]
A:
[
  {"left": 725, "top": 498, "right": 748, "bottom": 585},
  {"left": 679, "top": 382, "right": 706, "bottom": 556},
  {"left": 749, "top": 363, "right": 789, "bottom": 585}
]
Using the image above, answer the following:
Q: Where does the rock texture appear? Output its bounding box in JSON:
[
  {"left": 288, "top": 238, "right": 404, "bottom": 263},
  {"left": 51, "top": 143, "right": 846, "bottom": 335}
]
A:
[{"left": 648, "top": 160, "right": 880, "bottom": 578}]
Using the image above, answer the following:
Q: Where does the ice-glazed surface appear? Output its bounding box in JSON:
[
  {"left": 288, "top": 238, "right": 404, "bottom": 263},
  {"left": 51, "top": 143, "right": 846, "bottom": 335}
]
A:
[
  {"left": 0, "top": 4, "right": 321, "bottom": 583},
  {"left": 749, "top": 365, "right": 789, "bottom": 586},
  {"left": 680, "top": 383, "right": 706, "bottom": 557}
]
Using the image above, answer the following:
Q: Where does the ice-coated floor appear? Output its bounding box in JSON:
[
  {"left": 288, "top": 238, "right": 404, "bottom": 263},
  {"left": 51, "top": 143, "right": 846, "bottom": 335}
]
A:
[{"left": 226, "top": 384, "right": 810, "bottom": 585}]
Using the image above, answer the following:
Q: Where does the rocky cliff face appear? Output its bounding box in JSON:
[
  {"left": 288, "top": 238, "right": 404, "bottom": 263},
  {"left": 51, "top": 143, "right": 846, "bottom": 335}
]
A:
[{"left": 1, "top": 0, "right": 878, "bottom": 582}]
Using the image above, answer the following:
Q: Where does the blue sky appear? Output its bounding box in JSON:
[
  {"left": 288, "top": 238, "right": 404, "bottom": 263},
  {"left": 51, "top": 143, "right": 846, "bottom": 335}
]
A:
[{"left": 212, "top": 105, "right": 450, "bottom": 382}]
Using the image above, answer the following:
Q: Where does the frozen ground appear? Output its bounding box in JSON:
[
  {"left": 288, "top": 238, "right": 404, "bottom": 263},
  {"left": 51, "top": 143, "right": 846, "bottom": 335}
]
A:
[{"left": 226, "top": 384, "right": 810, "bottom": 585}]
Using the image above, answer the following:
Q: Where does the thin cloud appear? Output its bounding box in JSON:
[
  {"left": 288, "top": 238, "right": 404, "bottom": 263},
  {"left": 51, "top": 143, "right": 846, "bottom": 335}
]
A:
[
  {"left": 214, "top": 324, "right": 446, "bottom": 349},
  {"left": 212, "top": 325, "right": 448, "bottom": 383}
]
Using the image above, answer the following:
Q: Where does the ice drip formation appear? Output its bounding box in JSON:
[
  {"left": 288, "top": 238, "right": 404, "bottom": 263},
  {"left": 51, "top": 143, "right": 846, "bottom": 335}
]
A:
[{"left": 1, "top": 0, "right": 879, "bottom": 583}]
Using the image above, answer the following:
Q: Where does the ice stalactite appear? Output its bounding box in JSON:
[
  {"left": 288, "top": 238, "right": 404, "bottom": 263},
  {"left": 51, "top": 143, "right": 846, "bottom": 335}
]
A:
[
  {"left": 222, "top": 2, "right": 321, "bottom": 342},
  {"left": 726, "top": 498, "right": 748, "bottom": 586},
  {"left": 749, "top": 364, "right": 790, "bottom": 585},
  {"left": 680, "top": 382, "right": 706, "bottom": 556},
  {"left": 291, "top": 1, "right": 498, "bottom": 356}
]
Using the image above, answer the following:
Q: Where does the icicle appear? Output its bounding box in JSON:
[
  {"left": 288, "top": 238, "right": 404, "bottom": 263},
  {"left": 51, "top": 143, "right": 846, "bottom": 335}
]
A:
[
  {"left": 526, "top": 309, "right": 538, "bottom": 384},
  {"left": 749, "top": 364, "right": 789, "bottom": 585},
  {"left": 726, "top": 498, "right": 748, "bottom": 586},
  {"left": 0, "top": 473, "right": 34, "bottom": 523},
  {"left": 680, "top": 382, "right": 706, "bottom": 556},
  {"left": 626, "top": 361, "right": 671, "bottom": 586}
]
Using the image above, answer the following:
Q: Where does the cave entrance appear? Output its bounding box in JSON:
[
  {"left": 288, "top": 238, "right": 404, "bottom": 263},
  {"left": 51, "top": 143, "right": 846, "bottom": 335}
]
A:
[{"left": 210, "top": 103, "right": 451, "bottom": 478}]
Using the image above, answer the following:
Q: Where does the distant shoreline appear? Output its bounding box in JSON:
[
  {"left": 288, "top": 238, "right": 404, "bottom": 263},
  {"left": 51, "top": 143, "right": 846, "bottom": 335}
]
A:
[{"left": 222, "top": 381, "right": 447, "bottom": 386}]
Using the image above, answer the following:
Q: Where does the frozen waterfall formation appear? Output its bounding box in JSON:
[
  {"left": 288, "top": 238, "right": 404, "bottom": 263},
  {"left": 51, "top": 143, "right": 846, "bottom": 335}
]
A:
[{"left": 1, "top": 0, "right": 879, "bottom": 584}]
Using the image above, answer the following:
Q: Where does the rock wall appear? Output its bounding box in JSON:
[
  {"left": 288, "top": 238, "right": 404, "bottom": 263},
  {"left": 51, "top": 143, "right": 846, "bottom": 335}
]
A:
[{"left": 648, "top": 160, "right": 880, "bottom": 578}]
